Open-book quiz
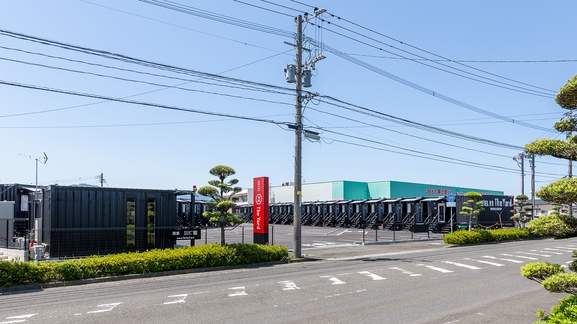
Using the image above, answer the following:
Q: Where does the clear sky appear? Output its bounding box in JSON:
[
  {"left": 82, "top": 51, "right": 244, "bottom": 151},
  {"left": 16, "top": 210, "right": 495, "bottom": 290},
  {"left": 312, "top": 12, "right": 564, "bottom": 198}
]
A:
[{"left": 1, "top": 0, "right": 576, "bottom": 197}]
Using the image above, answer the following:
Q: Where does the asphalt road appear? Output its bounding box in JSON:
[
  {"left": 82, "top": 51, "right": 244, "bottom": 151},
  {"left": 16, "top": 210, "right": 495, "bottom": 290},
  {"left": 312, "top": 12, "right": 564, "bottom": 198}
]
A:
[{"left": 1, "top": 238, "right": 574, "bottom": 324}]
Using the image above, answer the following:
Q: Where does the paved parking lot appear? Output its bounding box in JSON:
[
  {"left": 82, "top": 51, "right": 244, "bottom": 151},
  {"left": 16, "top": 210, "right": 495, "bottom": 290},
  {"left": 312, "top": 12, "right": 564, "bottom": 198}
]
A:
[{"left": 179, "top": 224, "right": 445, "bottom": 251}]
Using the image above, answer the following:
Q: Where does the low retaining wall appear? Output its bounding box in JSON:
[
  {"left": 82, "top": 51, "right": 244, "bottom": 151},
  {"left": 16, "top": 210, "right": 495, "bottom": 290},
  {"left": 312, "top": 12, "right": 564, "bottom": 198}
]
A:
[{"left": 0, "top": 248, "right": 27, "bottom": 262}]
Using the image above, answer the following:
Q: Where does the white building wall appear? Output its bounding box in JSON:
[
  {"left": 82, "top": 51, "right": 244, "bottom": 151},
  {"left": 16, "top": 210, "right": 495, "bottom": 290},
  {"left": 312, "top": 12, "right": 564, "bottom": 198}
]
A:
[{"left": 270, "top": 182, "right": 333, "bottom": 203}]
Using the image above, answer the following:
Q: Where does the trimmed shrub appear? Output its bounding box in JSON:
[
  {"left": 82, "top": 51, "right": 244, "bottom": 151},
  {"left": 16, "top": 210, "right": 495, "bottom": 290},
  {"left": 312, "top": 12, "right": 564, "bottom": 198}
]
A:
[
  {"left": 1, "top": 244, "right": 289, "bottom": 287},
  {"left": 535, "top": 294, "right": 577, "bottom": 324},
  {"left": 0, "top": 261, "right": 47, "bottom": 287},
  {"left": 443, "top": 228, "right": 532, "bottom": 245},
  {"left": 521, "top": 262, "right": 565, "bottom": 282},
  {"left": 542, "top": 273, "right": 577, "bottom": 294},
  {"left": 528, "top": 215, "right": 575, "bottom": 238}
]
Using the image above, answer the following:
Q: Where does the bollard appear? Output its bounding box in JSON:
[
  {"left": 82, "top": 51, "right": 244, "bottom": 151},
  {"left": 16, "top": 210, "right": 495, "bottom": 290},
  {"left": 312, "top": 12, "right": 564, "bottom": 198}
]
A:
[
  {"left": 393, "top": 228, "right": 395, "bottom": 241},
  {"left": 271, "top": 225, "right": 274, "bottom": 245},
  {"left": 205, "top": 227, "right": 208, "bottom": 245},
  {"left": 242, "top": 226, "right": 245, "bottom": 244},
  {"left": 362, "top": 228, "right": 365, "bottom": 245},
  {"left": 375, "top": 228, "right": 378, "bottom": 242}
]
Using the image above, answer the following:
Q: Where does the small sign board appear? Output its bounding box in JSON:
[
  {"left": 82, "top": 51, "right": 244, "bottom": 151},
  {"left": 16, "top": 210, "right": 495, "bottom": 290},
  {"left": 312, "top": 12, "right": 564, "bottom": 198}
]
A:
[
  {"left": 171, "top": 227, "right": 201, "bottom": 240},
  {"left": 446, "top": 202, "right": 456, "bottom": 207},
  {"left": 447, "top": 194, "right": 455, "bottom": 202}
]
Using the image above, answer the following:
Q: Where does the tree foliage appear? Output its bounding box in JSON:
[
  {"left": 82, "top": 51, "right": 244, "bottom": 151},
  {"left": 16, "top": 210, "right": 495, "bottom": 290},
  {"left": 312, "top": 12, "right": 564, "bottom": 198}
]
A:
[
  {"left": 459, "top": 192, "right": 484, "bottom": 231},
  {"left": 525, "top": 73, "right": 577, "bottom": 209},
  {"left": 536, "top": 178, "right": 577, "bottom": 206},
  {"left": 556, "top": 74, "right": 577, "bottom": 109},
  {"left": 197, "top": 165, "right": 243, "bottom": 245},
  {"left": 511, "top": 194, "right": 533, "bottom": 226}
]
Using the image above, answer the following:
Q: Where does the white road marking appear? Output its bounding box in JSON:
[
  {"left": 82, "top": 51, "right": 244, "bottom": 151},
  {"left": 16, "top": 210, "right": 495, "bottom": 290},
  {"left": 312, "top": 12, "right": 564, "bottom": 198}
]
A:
[
  {"left": 463, "top": 258, "right": 504, "bottom": 267},
  {"left": 228, "top": 287, "right": 247, "bottom": 297},
  {"left": 517, "top": 252, "right": 550, "bottom": 257},
  {"left": 416, "top": 264, "right": 453, "bottom": 273},
  {"left": 501, "top": 253, "right": 538, "bottom": 260},
  {"left": 482, "top": 256, "right": 523, "bottom": 263},
  {"left": 320, "top": 275, "right": 346, "bottom": 285},
  {"left": 279, "top": 280, "right": 301, "bottom": 290},
  {"left": 87, "top": 303, "right": 122, "bottom": 314},
  {"left": 544, "top": 248, "right": 571, "bottom": 252},
  {"left": 336, "top": 230, "right": 351, "bottom": 236},
  {"left": 163, "top": 294, "right": 188, "bottom": 305},
  {"left": 442, "top": 261, "right": 481, "bottom": 270},
  {"left": 556, "top": 246, "right": 576, "bottom": 250},
  {"left": 552, "top": 248, "right": 575, "bottom": 253},
  {"left": 532, "top": 250, "right": 563, "bottom": 255},
  {"left": 388, "top": 267, "right": 422, "bottom": 276},
  {"left": 0, "top": 314, "right": 37, "bottom": 324},
  {"left": 358, "top": 271, "right": 386, "bottom": 280}
]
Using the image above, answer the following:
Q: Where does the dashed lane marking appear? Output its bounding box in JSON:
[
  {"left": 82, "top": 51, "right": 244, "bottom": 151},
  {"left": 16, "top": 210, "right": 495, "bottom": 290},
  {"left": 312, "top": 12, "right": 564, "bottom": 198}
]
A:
[
  {"left": 0, "top": 314, "right": 37, "bottom": 324},
  {"left": 228, "top": 287, "right": 247, "bottom": 297}
]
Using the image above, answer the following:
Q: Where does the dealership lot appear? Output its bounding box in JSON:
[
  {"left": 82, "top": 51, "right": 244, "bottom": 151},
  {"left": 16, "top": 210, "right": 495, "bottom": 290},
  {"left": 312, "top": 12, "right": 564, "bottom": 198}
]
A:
[{"left": 180, "top": 224, "right": 444, "bottom": 250}]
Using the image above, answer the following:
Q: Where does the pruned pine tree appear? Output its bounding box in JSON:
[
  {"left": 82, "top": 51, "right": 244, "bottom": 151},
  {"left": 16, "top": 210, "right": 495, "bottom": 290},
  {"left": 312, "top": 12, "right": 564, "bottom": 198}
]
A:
[
  {"left": 510, "top": 194, "right": 533, "bottom": 227},
  {"left": 197, "top": 165, "right": 243, "bottom": 245},
  {"left": 459, "top": 192, "right": 484, "bottom": 231},
  {"left": 525, "top": 74, "right": 577, "bottom": 213}
]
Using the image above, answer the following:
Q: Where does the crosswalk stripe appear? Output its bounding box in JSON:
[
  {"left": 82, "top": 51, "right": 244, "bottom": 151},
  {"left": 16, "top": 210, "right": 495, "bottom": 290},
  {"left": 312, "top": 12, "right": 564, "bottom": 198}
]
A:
[
  {"left": 442, "top": 261, "right": 481, "bottom": 270},
  {"left": 278, "top": 280, "right": 301, "bottom": 290},
  {"left": 501, "top": 253, "right": 538, "bottom": 260},
  {"left": 416, "top": 264, "right": 453, "bottom": 273},
  {"left": 482, "top": 256, "right": 523, "bottom": 263},
  {"left": 463, "top": 258, "right": 504, "bottom": 267},
  {"left": 388, "top": 267, "right": 422, "bottom": 277},
  {"left": 517, "top": 252, "right": 550, "bottom": 257}
]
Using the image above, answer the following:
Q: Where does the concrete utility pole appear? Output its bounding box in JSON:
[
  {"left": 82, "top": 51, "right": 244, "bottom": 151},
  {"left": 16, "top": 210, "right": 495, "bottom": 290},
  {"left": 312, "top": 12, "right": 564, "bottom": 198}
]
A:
[
  {"left": 514, "top": 153, "right": 525, "bottom": 195},
  {"left": 530, "top": 154, "right": 536, "bottom": 219},
  {"left": 293, "top": 14, "right": 303, "bottom": 259}
]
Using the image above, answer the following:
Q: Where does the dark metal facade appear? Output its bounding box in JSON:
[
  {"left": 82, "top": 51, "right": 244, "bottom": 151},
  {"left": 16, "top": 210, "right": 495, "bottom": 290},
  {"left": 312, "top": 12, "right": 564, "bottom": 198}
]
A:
[{"left": 43, "top": 185, "right": 177, "bottom": 258}]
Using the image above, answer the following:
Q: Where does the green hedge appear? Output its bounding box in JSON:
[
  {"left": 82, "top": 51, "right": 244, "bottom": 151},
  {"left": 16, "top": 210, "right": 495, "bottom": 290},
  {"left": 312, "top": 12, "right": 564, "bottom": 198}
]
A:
[
  {"left": 1, "top": 244, "right": 289, "bottom": 287},
  {"left": 443, "top": 228, "right": 533, "bottom": 245}
]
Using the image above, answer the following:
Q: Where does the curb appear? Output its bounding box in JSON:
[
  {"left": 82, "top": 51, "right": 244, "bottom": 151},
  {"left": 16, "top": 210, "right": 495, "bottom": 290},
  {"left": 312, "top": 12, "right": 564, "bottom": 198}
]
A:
[{"left": 0, "top": 260, "right": 288, "bottom": 295}]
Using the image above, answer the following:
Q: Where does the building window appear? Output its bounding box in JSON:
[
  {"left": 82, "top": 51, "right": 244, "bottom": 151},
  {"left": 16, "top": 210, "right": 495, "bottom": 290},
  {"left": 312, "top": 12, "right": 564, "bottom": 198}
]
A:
[
  {"left": 127, "top": 198, "right": 135, "bottom": 247},
  {"left": 147, "top": 198, "right": 156, "bottom": 246}
]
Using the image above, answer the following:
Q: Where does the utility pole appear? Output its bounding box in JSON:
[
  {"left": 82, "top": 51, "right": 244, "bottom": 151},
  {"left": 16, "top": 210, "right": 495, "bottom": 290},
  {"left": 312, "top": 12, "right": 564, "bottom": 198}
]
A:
[
  {"left": 293, "top": 14, "right": 303, "bottom": 259},
  {"left": 513, "top": 153, "right": 525, "bottom": 195},
  {"left": 530, "top": 153, "right": 536, "bottom": 219},
  {"left": 100, "top": 173, "right": 104, "bottom": 187}
]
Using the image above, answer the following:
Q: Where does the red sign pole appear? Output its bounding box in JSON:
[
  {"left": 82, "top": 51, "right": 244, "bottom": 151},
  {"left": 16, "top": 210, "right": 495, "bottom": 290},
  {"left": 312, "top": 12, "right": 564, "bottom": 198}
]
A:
[{"left": 253, "top": 177, "right": 269, "bottom": 244}]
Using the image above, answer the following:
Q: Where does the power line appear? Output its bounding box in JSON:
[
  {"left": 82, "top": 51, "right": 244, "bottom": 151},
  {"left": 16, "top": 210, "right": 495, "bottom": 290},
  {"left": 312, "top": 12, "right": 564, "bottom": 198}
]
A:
[
  {"left": 291, "top": 0, "right": 557, "bottom": 93},
  {"left": 317, "top": 42, "right": 553, "bottom": 134},
  {"left": 308, "top": 22, "right": 554, "bottom": 98},
  {"left": 0, "top": 79, "right": 290, "bottom": 126},
  {"left": 344, "top": 53, "right": 577, "bottom": 64},
  {"left": 0, "top": 56, "right": 294, "bottom": 108},
  {"left": 129, "top": 2, "right": 556, "bottom": 132},
  {"left": 319, "top": 95, "right": 524, "bottom": 150}
]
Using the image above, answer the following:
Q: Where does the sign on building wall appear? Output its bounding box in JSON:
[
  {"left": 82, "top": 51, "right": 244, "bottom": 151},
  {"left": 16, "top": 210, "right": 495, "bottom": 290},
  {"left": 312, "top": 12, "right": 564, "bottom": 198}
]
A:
[{"left": 253, "top": 177, "right": 269, "bottom": 244}]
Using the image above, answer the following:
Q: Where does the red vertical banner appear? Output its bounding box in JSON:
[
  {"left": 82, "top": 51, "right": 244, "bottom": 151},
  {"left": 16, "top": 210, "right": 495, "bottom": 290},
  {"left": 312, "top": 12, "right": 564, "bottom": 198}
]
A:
[{"left": 253, "top": 177, "right": 269, "bottom": 244}]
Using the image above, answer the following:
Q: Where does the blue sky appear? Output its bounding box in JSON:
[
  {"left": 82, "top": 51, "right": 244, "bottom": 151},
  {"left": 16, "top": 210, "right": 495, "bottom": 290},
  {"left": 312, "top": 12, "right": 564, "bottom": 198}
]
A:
[{"left": 1, "top": 0, "right": 576, "bottom": 197}]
